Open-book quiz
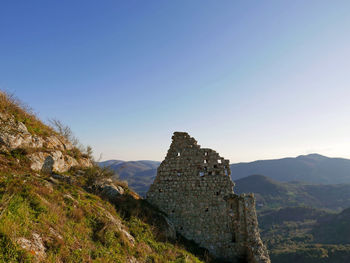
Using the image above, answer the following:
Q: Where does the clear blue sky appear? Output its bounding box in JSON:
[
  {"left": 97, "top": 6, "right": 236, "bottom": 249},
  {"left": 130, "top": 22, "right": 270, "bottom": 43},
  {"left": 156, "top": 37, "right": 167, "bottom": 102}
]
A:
[{"left": 1, "top": 1, "right": 350, "bottom": 162}]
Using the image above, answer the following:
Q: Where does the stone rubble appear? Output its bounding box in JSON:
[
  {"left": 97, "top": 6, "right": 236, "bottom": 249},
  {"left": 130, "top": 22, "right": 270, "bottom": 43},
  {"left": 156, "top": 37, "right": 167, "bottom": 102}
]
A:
[{"left": 147, "top": 132, "right": 270, "bottom": 263}]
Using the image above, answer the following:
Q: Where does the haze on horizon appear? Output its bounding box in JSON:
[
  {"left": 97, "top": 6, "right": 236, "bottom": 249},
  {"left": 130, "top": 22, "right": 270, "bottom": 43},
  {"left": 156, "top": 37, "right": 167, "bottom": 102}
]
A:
[{"left": 1, "top": 1, "right": 350, "bottom": 163}]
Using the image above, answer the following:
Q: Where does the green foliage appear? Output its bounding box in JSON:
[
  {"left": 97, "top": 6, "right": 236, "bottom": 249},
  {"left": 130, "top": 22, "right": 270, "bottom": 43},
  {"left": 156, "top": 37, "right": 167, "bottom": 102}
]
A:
[
  {"left": 312, "top": 208, "right": 350, "bottom": 244},
  {"left": 83, "top": 165, "right": 117, "bottom": 186},
  {"left": 0, "top": 233, "right": 32, "bottom": 263},
  {"left": 66, "top": 147, "right": 83, "bottom": 159},
  {"left": 258, "top": 206, "right": 350, "bottom": 263}
]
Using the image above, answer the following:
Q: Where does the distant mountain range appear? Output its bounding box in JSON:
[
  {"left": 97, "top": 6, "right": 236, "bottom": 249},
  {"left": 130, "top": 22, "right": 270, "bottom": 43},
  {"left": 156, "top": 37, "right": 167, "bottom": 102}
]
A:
[
  {"left": 99, "top": 154, "right": 350, "bottom": 196},
  {"left": 231, "top": 153, "right": 350, "bottom": 184}
]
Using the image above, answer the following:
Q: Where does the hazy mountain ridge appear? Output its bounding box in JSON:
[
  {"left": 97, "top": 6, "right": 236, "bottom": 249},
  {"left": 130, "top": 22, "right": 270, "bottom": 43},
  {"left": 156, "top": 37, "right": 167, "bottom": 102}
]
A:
[{"left": 231, "top": 153, "right": 350, "bottom": 184}]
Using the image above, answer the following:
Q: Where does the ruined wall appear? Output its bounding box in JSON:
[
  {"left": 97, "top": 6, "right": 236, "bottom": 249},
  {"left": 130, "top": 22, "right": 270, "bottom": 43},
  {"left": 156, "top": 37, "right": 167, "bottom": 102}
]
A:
[{"left": 147, "top": 132, "right": 270, "bottom": 263}]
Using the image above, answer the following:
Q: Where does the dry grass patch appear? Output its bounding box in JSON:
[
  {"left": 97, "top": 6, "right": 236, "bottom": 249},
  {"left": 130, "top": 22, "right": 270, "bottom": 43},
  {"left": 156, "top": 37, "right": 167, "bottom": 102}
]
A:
[{"left": 0, "top": 91, "right": 54, "bottom": 137}]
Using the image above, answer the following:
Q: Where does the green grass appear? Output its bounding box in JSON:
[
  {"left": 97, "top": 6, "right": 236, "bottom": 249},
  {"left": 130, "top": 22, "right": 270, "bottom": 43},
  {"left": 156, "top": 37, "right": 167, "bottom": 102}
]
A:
[
  {"left": 0, "top": 91, "right": 54, "bottom": 137},
  {"left": 0, "top": 171, "right": 203, "bottom": 263}
]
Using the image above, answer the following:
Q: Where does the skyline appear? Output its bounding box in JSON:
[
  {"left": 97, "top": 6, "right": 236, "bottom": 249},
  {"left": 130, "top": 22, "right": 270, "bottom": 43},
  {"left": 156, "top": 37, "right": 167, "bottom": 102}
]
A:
[{"left": 1, "top": 1, "right": 350, "bottom": 162}]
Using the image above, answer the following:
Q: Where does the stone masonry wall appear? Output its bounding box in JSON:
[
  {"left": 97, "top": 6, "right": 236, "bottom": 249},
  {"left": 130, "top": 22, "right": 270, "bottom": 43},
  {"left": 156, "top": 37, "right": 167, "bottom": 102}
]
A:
[{"left": 147, "top": 132, "right": 270, "bottom": 263}]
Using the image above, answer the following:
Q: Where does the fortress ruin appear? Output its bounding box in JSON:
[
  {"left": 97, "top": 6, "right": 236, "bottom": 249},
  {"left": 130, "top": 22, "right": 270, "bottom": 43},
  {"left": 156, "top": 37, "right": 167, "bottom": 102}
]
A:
[{"left": 147, "top": 132, "right": 270, "bottom": 263}]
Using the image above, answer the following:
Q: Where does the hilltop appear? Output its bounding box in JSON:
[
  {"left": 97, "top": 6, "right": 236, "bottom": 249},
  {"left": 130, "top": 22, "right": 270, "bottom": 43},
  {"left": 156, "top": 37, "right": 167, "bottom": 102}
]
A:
[{"left": 0, "top": 92, "right": 206, "bottom": 262}]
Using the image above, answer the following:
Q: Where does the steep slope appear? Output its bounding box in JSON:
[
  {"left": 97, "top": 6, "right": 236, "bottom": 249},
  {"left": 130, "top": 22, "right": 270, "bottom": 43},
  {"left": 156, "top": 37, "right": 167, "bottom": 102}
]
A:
[
  {"left": 0, "top": 92, "right": 92, "bottom": 174},
  {"left": 234, "top": 175, "right": 350, "bottom": 211},
  {"left": 0, "top": 170, "right": 204, "bottom": 263},
  {"left": 0, "top": 92, "right": 205, "bottom": 263},
  {"left": 231, "top": 154, "right": 350, "bottom": 184}
]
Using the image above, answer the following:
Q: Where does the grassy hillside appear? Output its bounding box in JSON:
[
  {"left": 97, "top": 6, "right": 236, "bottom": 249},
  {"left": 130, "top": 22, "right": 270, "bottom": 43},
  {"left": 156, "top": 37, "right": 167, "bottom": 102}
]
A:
[
  {"left": 0, "top": 92, "right": 54, "bottom": 137},
  {"left": 0, "top": 169, "right": 204, "bottom": 263},
  {"left": 0, "top": 92, "right": 207, "bottom": 263}
]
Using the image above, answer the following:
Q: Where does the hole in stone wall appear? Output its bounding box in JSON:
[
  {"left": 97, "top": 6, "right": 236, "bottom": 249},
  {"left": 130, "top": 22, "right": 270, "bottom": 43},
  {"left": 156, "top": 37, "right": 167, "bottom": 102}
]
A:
[
  {"left": 204, "top": 152, "right": 208, "bottom": 156},
  {"left": 214, "top": 165, "right": 217, "bottom": 169},
  {"left": 225, "top": 169, "right": 229, "bottom": 176},
  {"left": 159, "top": 189, "right": 163, "bottom": 192},
  {"left": 177, "top": 152, "right": 181, "bottom": 157},
  {"left": 216, "top": 191, "right": 220, "bottom": 196},
  {"left": 171, "top": 210, "right": 175, "bottom": 213},
  {"left": 180, "top": 226, "right": 183, "bottom": 230},
  {"left": 205, "top": 208, "right": 209, "bottom": 212},
  {"left": 204, "top": 159, "right": 208, "bottom": 164},
  {"left": 208, "top": 171, "right": 212, "bottom": 175},
  {"left": 199, "top": 172, "right": 204, "bottom": 177},
  {"left": 204, "top": 167, "right": 207, "bottom": 172},
  {"left": 177, "top": 172, "right": 181, "bottom": 176},
  {"left": 232, "top": 234, "right": 236, "bottom": 243},
  {"left": 218, "top": 159, "right": 222, "bottom": 163}
]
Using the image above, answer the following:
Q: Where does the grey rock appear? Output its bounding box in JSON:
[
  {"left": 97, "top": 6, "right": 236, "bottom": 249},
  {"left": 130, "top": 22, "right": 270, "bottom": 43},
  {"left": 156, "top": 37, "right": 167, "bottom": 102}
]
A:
[{"left": 16, "top": 233, "right": 46, "bottom": 261}]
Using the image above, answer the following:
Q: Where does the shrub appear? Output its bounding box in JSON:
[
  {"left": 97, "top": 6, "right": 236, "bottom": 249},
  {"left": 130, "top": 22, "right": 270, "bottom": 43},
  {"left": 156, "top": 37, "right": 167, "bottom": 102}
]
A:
[{"left": 48, "top": 119, "right": 79, "bottom": 146}]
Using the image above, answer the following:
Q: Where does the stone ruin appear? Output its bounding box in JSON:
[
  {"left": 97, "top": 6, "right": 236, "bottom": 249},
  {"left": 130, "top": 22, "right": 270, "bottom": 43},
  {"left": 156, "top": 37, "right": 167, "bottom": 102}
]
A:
[{"left": 147, "top": 132, "right": 270, "bottom": 263}]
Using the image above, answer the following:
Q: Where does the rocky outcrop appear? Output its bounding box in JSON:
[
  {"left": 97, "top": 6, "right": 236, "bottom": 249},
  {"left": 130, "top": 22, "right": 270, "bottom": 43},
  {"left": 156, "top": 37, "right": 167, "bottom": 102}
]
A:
[
  {"left": 0, "top": 112, "right": 92, "bottom": 173},
  {"left": 16, "top": 233, "right": 46, "bottom": 261},
  {"left": 92, "top": 178, "right": 126, "bottom": 200},
  {"left": 147, "top": 132, "right": 270, "bottom": 263},
  {"left": 28, "top": 151, "right": 82, "bottom": 173}
]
